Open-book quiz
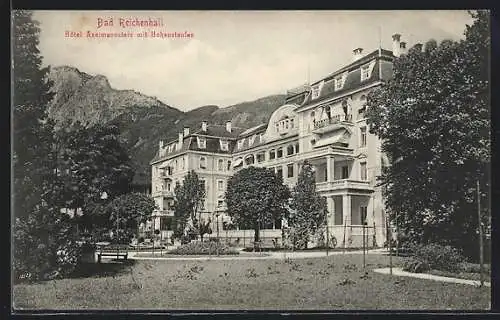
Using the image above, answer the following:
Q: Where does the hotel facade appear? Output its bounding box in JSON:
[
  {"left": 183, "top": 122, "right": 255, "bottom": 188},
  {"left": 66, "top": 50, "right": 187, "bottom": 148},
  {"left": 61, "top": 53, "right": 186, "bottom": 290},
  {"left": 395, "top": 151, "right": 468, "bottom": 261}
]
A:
[{"left": 149, "top": 34, "right": 409, "bottom": 248}]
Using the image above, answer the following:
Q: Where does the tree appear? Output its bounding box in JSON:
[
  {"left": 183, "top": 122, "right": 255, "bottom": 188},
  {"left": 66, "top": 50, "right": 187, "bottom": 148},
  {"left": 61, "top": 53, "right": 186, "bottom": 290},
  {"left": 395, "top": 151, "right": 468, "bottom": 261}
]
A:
[
  {"left": 225, "top": 166, "right": 291, "bottom": 248},
  {"left": 172, "top": 170, "right": 208, "bottom": 241},
  {"left": 54, "top": 121, "right": 135, "bottom": 232},
  {"left": 289, "top": 161, "right": 328, "bottom": 249},
  {"left": 12, "top": 10, "right": 55, "bottom": 217},
  {"left": 366, "top": 10, "right": 490, "bottom": 259},
  {"left": 102, "top": 193, "right": 157, "bottom": 243},
  {"left": 12, "top": 10, "right": 85, "bottom": 282}
]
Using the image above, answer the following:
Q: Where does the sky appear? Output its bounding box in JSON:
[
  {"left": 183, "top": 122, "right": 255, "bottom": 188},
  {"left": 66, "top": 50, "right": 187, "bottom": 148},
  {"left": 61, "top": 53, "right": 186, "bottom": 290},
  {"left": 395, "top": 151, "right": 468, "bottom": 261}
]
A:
[{"left": 34, "top": 10, "right": 474, "bottom": 111}]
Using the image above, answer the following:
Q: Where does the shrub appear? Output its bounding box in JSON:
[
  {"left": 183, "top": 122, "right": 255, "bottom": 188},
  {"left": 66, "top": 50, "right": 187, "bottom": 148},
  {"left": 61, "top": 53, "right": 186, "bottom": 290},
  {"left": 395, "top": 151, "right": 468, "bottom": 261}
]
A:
[
  {"left": 402, "top": 257, "right": 430, "bottom": 273},
  {"left": 405, "top": 243, "right": 467, "bottom": 273},
  {"left": 168, "top": 241, "right": 239, "bottom": 255},
  {"left": 13, "top": 209, "right": 84, "bottom": 283}
]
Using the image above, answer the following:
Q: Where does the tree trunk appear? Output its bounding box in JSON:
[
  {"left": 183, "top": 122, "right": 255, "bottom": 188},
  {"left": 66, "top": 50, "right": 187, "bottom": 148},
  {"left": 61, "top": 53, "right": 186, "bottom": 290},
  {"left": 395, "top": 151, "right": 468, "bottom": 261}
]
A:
[{"left": 254, "top": 223, "right": 260, "bottom": 251}]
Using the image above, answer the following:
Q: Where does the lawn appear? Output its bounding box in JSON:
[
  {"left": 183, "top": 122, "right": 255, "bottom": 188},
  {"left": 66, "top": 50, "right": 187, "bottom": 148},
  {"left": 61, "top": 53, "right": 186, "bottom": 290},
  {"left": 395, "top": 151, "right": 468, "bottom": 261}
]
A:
[{"left": 13, "top": 254, "right": 490, "bottom": 311}]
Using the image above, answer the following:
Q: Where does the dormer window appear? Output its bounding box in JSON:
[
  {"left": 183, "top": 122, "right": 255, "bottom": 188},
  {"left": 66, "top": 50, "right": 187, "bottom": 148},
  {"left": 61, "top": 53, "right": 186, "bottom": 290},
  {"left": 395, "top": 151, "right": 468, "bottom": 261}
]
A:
[
  {"left": 361, "top": 61, "right": 376, "bottom": 81},
  {"left": 220, "top": 139, "right": 229, "bottom": 151},
  {"left": 334, "top": 76, "right": 344, "bottom": 91},
  {"left": 259, "top": 133, "right": 264, "bottom": 143},
  {"left": 197, "top": 137, "right": 206, "bottom": 149},
  {"left": 311, "top": 80, "right": 324, "bottom": 100},
  {"left": 361, "top": 65, "right": 370, "bottom": 81},
  {"left": 237, "top": 139, "right": 245, "bottom": 150},
  {"left": 249, "top": 135, "right": 256, "bottom": 146}
]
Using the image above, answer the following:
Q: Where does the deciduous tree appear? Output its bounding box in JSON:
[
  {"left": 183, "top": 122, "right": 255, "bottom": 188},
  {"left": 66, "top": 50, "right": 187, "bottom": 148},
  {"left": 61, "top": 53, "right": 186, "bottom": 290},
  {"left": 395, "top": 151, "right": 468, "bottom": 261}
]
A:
[
  {"left": 54, "top": 121, "right": 135, "bottom": 232},
  {"left": 102, "top": 193, "right": 157, "bottom": 243},
  {"left": 225, "top": 166, "right": 290, "bottom": 248},
  {"left": 366, "top": 10, "right": 490, "bottom": 259},
  {"left": 172, "top": 170, "right": 208, "bottom": 241}
]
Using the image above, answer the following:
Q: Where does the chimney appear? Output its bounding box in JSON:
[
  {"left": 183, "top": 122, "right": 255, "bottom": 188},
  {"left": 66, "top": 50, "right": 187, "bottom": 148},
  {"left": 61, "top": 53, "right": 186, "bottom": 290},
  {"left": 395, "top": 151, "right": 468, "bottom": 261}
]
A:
[
  {"left": 201, "top": 121, "right": 207, "bottom": 132},
  {"left": 400, "top": 42, "right": 407, "bottom": 55},
  {"left": 183, "top": 127, "right": 190, "bottom": 136},
  {"left": 392, "top": 33, "right": 401, "bottom": 57},
  {"left": 226, "top": 121, "right": 232, "bottom": 133},
  {"left": 352, "top": 48, "right": 364, "bottom": 62},
  {"left": 178, "top": 132, "right": 183, "bottom": 148}
]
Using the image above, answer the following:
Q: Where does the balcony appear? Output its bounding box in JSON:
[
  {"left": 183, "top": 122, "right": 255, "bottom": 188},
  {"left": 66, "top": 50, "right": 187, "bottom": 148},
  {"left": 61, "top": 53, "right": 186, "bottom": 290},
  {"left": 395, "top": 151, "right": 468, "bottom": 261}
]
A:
[
  {"left": 152, "top": 190, "right": 174, "bottom": 198},
  {"left": 159, "top": 171, "right": 173, "bottom": 178},
  {"left": 313, "top": 114, "right": 353, "bottom": 134},
  {"left": 152, "top": 209, "right": 174, "bottom": 217},
  {"left": 316, "top": 179, "right": 372, "bottom": 192}
]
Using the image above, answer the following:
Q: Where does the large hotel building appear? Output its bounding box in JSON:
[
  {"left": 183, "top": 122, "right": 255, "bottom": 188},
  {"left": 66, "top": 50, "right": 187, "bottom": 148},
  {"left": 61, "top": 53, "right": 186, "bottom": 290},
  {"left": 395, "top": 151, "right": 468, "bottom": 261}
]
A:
[{"left": 149, "top": 34, "right": 409, "bottom": 248}]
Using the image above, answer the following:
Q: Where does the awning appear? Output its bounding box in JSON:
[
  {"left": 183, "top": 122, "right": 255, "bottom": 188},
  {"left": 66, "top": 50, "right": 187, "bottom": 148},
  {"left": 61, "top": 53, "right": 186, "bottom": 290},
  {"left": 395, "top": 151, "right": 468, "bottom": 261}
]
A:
[
  {"left": 314, "top": 129, "right": 350, "bottom": 148},
  {"left": 232, "top": 158, "right": 243, "bottom": 168}
]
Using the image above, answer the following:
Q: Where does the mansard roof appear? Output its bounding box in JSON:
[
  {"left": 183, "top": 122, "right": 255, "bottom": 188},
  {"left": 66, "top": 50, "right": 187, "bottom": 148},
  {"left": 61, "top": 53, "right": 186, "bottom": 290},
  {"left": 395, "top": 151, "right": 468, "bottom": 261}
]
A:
[
  {"left": 294, "top": 49, "right": 394, "bottom": 110},
  {"left": 191, "top": 124, "right": 245, "bottom": 139}
]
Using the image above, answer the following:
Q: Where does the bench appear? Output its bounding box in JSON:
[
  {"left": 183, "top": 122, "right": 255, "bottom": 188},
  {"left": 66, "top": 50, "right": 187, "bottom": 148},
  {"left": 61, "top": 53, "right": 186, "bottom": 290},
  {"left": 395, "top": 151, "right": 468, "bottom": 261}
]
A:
[{"left": 96, "top": 247, "right": 129, "bottom": 263}]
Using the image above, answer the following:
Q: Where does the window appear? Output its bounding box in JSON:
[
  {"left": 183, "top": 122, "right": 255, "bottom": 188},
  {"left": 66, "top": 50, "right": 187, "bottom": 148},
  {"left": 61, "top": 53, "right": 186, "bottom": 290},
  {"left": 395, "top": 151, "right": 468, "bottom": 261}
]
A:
[
  {"left": 287, "top": 145, "right": 294, "bottom": 156},
  {"left": 217, "top": 180, "right": 224, "bottom": 191},
  {"left": 256, "top": 152, "right": 265, "bottom": 163},
  {"left": 167, "top": 183, "right": 171, "bottom": 191},
  {"left": 269, "top": 149, "right": 276, "bottom": 160},
  {"left": 175, "top": 160, "right": 178, "bottom": 170},
  {"left": 334, "top": 76, "right": 344, "bottom": 91},
  {"left": 311, "top": 84, "right": 321, "bottom": 99},
  {"left": 249, "top": 135, "right": 256, "bottom": 146},
  {"left": 360, "top": 162, "right": 367, "bottom": 180},
  {"left": 277, "top": 167, "right": 283, "bottom": 178},
  {"left": 245, "top": 155, "right": 255, "bottom": 165},
  {"left": 199, "top": 156, "right": 207, "bottom": 169},
  {"left": 220, "top": 139, "right": 229, "bottom": 151},
  {"left": 218, "top": 159, "right": 224, "bottom": 171},
  {"left": 295, "top": 143, "right": 299, "bottom": 154},
  {"left": 275, "top": 122, "right": 279, "bottom": 133},
  {"left": 199, "top": 179, "right": 206, "bottom": 191},
  {"left": 325, "top": 105, "right": 332, "bottom": 119},
  {"left": 310, "top": 111, "right": 315, "bottom": 122},
  {"left": 217, "top": 200, "right": 224, "bottom": 208},
  {"left": 341, "top": 166, "right": 349, "bottom": 179},
  {"left": 197, "top": 137, "right": 206, "bottom": 149},
  {"left": 227, "top": 160, "right": 232, "bottom": 171},
  {"left": 259, "top": 133, "right": 264, "bottom": 143},
  {"left": 182, "top": 157, "right": 186, "bottom": 169},
  {"left": 361, "top": 64, "right": 371, "bottom": 81},
  {"left": 360, "top": 206, "right": 368, "bottom": 225},
  {"left": 160, "top": 216, "right": 173, "bottom": 231},
  {"left": 360, "top": 127, "right": 367, "bottom": 147},
  {"left": 277, "top": 148, "right": 283, "bottom": 158},
  {"left": 287, "top": 164, "right": 294, "bottom": 178},
  {"left": 237, "top": 139, "right": 244, "bottom": 150},
  {"left": 290, "top": 118, "right": 295, "bottom": 128}
]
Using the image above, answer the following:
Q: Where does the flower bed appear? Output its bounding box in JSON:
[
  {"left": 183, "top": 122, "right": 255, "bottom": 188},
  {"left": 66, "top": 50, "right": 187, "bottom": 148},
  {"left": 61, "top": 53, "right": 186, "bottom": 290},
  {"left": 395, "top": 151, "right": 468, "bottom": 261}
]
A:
[{"left": 168, "top": 241, "right": 239, "bottom": 255}]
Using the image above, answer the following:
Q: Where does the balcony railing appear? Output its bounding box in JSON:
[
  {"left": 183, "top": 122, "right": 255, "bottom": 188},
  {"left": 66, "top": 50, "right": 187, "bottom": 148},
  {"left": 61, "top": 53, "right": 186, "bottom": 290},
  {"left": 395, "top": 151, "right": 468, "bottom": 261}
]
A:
[
  {"left": 316, "top": 179, "right": 372, "bottom": 192},
  {"left": 152, "top": 190, "right": 174, "bottom": 197},
  {"left": 313, "top": 114, "right": 353, "bottom": 130},
  {"left": 152, "top": 209, "right": 174, "bottom": 217}
]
